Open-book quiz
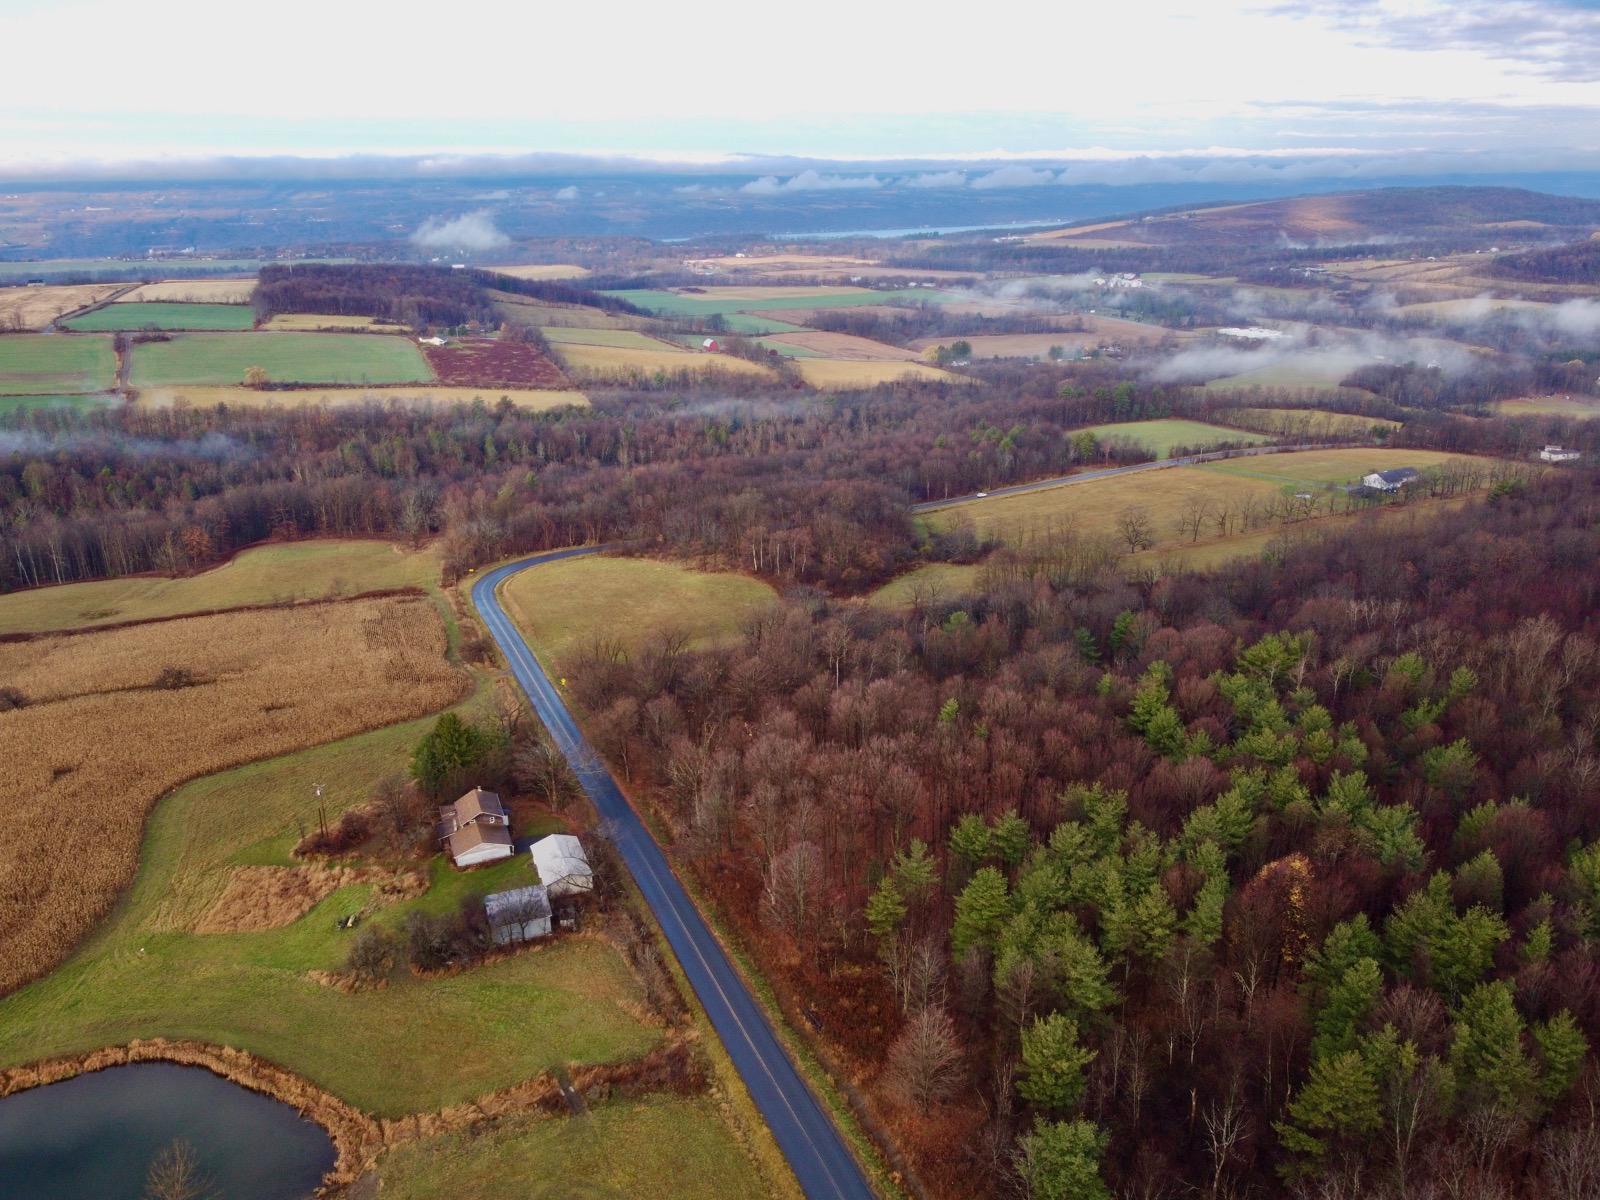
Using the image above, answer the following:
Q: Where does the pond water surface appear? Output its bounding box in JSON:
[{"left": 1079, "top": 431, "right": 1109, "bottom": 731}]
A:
[{"left": 0, "top": 1061, "right": 336, "bottom": 1199}]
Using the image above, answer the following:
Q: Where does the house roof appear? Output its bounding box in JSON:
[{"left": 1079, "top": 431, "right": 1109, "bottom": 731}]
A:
[
  {"left": 1371, "top": 467, "right": 1419, "bottom": 484},
  {"left": 448, "top": 821, "right": 513, "bottom": 856},
  {"left": 451, "top": 787, "right": 506, "bottom": 825},
  {"left": 485, "top": 885, "right": 551, "bottom": 923},
  {"left": 531, "top": 834, "right": 592, "bottom": 889}
]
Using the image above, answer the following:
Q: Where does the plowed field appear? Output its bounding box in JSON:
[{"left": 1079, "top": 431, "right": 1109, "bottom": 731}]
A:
[{"left": 420, "top": 339, "right": 568, "bottom": 388}]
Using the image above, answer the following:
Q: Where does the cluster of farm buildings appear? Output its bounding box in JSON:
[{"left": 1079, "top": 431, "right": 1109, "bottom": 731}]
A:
[{"left": 437, "top": 786, "right": 594, "bottom": 945}]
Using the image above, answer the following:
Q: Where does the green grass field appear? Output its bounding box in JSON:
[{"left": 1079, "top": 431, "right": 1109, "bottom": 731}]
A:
[
  {"left": 0, "top": 333, "right": 116, "bottom": 394},
  {"left": 1218, "top": 407, "right": 1402, "bottom": 437},
  {"left": 1086, "top": 419, "right": 1268, "bottom": 458},
  {"left": 868, "top": 563, "right": 981, "bottom": 608},
  {"left": 129, "top": 332, "right": 432, "bottom": 387},
  {"left": 498, "top": 556, "right": 777, "bottom": 668},
  {"left": 62, "top": 302, "right": 254, "bottom": 331},
  {"left": 0, "top": 709, "right": 660, "bottom": 1116},
  {"left": 374, "top": 1095, "right": 773, "bottom": 1199},
  {"left": 0, "top": 540, "right": 439, "bottom": 634},
  {"left": 540, "top": 326, "right": 675, "bottom": 350}
]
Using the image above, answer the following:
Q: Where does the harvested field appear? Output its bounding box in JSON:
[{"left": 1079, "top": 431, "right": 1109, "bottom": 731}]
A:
[
  {"left": 761, "top": 330, "right": 919, "bottom": 360},
  {"left": 499, "top": 555, "right": 777, "bottom": 666},
  {"left": 551, "top": 342, "right": 774, "bottom": 381},
  {"left": 603, "top": 287, "right": 925, "bottom": 318},
  {"left": 0, "top": 283, "right": 124, "bottom": 331},
  {"left": 1219, "top": 407, "right": 1402, "bottom": 437},
  {"left": 1496, "top": 394, "right": 1600, "bottom": 416},
  {"left": 926, "top": 449, "right": 1486, "bottom": 554},
  {"left": 263, "top": 314, "right": 400, "bottom": 332},
  {"left": 791, "top": 358, "right": 957, "bottom": 387},
  {"left": 195, "top": 865, "right": 427, "bottom": 934},
  {"left": 419, "top": 338, "right": 568, "bottom": 389},
  {"left": 0, "top": 595, "right": 465, "bottom": 996},
  {"left": 118, "top": 280, "right": 257, "bottom": 304},
  {"left": 63, "top": 302, "right": 254, "bottom": 331},
  {"left": 0, "top": 333, "right": 116, "bottom": 394},
  {"left": 128, "top": 332, "right": 432, "bottom": 387},
  {"left": 484, "top": 264, "right": 591, "bottom": 280},
  {"left": 491, "top": 291, "right": 638, "bottom": 330},
  {"left": 1086, "top": 419, "right": 1268, "bottom": 458},
  {"left": 134, "top": 385, "right": 585, "bottom": 411},
  {"left": 0, "top": 540, "right": 439, "bottom": 635}
]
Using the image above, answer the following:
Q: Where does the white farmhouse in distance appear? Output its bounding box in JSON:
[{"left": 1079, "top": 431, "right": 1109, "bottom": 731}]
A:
[
  {"left": 1362, "top": 467, "right": 1421, "bottom": 492},
  {"left": 530, "top": 834, "right": 594, "bottom": 898},
  {"left": 1540, "top": 445, "right": 1581, "bottom": 463}
]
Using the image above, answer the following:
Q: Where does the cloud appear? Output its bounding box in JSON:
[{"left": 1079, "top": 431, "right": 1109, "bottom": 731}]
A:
[
  {"left": 553, "top": 185, "right": 578, "bottom": 200},
  {"left": 970, "top": 165, "right": 1057, "bottom": 189},
  {"left": 1550, "top": 297, "right": 1600, "bottom": 338},
  {"left": 409, "top": 210, "right": 510, "bottom": 251},
  {"left": 740, "top": 170, "right": 883, "bottom": 194},
  {"left": 904, "top": 170, "right": 968, "bottom": 188},
  {"left": 0, "top": 430, "right": 252, "bottom": 461},
  {"left": 1283, "top": 0, "right": 1600, "bottom": 83}
]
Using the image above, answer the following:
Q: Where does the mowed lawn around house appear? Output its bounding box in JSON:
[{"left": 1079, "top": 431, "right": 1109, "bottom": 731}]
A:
[
  {"left": 374, "top": 1095, "right": 774, "bottom": 1200},
  {"left": 0, "top": 333, "right": 116, "bottom": 394},
  {"left": 498, "top": 555, "right": 777, "bottom": 668},
  {"left": 1085, "top": 418, "right": 1269, "bottom": 458},
  {"left": 62, "top": 302, "right": 255, "bottom": 331},
  {"left": 0, "top": 711, "right": 661, "bottom": 1117},
  {"left": 0, "top": 539, "right": 440, "bottom": 635},
  {"left": 129, "top": 332, "right": 433, "bottom": 386}
]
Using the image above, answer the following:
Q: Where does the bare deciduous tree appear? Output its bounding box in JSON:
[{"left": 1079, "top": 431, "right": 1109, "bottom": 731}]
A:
[
  {"left": 886, "top": 1004, "right": 964, "bottom": 1115},
  {"left": 144, "top": 1139, "right": 214, "bottom": 1200},
  {"left": 1116, "top": 505, "right": 1156, "bottom": 554}
]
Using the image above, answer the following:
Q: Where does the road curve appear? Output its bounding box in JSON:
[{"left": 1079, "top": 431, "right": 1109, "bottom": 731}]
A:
[
  {"left": 472, "top": 549, "right": 877, "bottom": 1200},
  {"left": 910, "top": 442, "right": 1334, "bottom": 512}
]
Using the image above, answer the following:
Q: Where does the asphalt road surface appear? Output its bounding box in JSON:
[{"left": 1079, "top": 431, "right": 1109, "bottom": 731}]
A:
[
  {"left": 910, "top": 442, "right": 1331, "bottom": 512},
  {"left": 472, "top": 548, "right": 876, "bottom": 1200}
]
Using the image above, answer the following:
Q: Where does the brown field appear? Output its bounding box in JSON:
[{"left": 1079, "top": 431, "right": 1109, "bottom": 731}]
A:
[
  {"left": 552, "top": 342, "right": 775, "bottom": 380},
  {"left": 485, "top": 264, "right": 591, "bottom": 280},
  {"left": 263, "top": 314, "right": 400, "bottom": 332},
  {"left": 489, "top": 291, "right": 641, "bottom": 330},
  {"left": 762, "top": 330, "right": 920, "bottom": 360},
  {"left": 791, "top": 359, "right": 958, "bottom": 387},
  {"left": 0, "top": 595, "right": 465, "bottom": 996},
  {"left": 134, "top": 385, "right": 586, "bottom": 410},
  {"left": 1496, "top": 394, "right": 1600, "bottom": 417},
  {"left": 195, "top": 864, "right": 427, "bottom": 934},
  {"left": 118, "top": 280, "right": 256, "bottom": 304},
  {"left": 911, "top": 332, "right": 1091, "bottom": 359},
  {"left": 419, "top": 339, "right": 568, "bottom": 388},
  {"left": 0, "top": 284, "right": 125, "bottom": 331}
]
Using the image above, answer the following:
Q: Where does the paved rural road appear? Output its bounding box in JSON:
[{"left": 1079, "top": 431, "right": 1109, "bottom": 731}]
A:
[
  {"left": 910, "top": 442, "right": 1333, "bottom": 512},
  {"left": 473, "top": 549, "right": 877, "bottom": 1200}
]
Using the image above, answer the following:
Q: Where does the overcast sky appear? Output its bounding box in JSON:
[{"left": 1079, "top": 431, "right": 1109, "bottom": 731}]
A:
[{"left": 2, "top": 0, "right": 1597, "bottom": 177}]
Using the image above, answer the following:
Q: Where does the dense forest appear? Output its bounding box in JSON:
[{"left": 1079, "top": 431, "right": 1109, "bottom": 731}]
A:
[
  {"left": 565, "top": 471, "right": 1600, "bottom": 1199},
  {"left": 1492, "top": 240, "right": 1600, "bottom": 287},
  {"left": 253, "top": 263, "right": 642, "bottom": 328}
]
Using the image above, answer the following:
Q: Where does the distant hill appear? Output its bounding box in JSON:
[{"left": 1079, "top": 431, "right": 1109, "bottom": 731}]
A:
[{"left": 1037, "top": 186, "right": 1600, "bottom": 251}]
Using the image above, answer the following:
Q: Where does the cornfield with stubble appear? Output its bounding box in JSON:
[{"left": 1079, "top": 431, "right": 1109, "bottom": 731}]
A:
[{"left": 0, "top": 595, "right": 465, "bottom": 995}]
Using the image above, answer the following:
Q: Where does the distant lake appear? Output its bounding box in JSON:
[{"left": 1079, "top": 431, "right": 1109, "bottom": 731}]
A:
[{"left": 0, "top": 1062, "right": 335, "bottom": 1200}]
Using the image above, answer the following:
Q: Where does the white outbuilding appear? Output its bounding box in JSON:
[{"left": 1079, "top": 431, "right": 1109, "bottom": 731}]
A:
[
  {"left": 484, "top": 885, "right": 552, "bottom": 944},
  {"left": 530, "top": 834, "right": 594, "bottom": 898}
]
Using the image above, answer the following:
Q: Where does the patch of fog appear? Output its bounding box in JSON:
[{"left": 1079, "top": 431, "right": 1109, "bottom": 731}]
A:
[
  {"left": 1217, "top": 327, "right": 1285, "bottom": 340},
  {"left": 0, "top": 431, "right": 253, "bottom": 462},
  {"left": 410, "top": 210, "right": 509, "bottom": 252}
]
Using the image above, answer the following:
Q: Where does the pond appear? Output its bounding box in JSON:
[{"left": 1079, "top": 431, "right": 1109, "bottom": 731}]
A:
[{"left": 0, "top": 1062, "right": 336, "bottom": 1200}]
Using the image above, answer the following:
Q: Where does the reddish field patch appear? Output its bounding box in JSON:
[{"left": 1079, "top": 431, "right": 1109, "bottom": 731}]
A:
[{"left": 420, "top": 339, "right": 569, "bottom": 389}]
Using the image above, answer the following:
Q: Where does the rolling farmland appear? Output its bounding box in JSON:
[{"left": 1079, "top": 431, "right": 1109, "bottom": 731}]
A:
[
  {"left": 128, "top": 332, "right": 433, "bottom": 387},
  {"left": 0, "top": 595, "right": 465, "bottom": 998},
  {"left": 0, "top": 333, "right": 116, "bottom": 394},
  {"left": 133, "top": 384, "right": 584, "bottom": 410},
  {"left": 550, "top": 341, "right": 775, "bottom": 380},
  {"left": 792, "top": 358, "right": 956, "bottom": 387},
  {"left": 117, "top": 279, "right": 257, "bottom": 304},
  {"left": 1085, "top": 418, "right": 1269, "bottom": 457},
  {"left": 63, "top": 302, "right": 255, "bottom": 331}
]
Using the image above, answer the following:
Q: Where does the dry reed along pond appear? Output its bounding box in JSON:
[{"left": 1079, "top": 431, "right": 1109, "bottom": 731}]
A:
[{"left": 0, "top": 596, "right": 465, "bottom": 996}]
